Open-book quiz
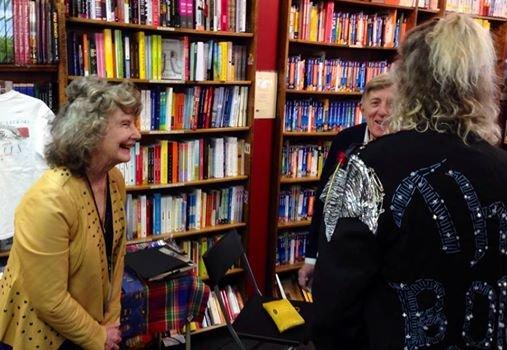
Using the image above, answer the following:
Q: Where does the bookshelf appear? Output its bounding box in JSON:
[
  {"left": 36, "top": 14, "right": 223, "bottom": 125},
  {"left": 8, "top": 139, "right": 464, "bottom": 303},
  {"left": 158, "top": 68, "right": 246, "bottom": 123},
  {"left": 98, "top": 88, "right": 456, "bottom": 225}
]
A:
[
  {"left": 0, "top": 0, "right": 65, "bottom": 111},
  {"left": 268, "top": 0, "right": 507, "bottom": 295},
  {"left": 59, "top": 0, "right": 257, "bottom": 337}
]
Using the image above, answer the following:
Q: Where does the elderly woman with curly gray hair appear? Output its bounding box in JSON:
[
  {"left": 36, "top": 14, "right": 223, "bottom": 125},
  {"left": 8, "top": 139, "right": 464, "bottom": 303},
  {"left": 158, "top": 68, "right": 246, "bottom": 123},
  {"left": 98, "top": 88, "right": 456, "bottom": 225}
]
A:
[
  {"left": 311, "top": 14, "right": 507, "bottom": 349},
  {"left": 0, "top": 77, "right": 141, "bottom": 350}
]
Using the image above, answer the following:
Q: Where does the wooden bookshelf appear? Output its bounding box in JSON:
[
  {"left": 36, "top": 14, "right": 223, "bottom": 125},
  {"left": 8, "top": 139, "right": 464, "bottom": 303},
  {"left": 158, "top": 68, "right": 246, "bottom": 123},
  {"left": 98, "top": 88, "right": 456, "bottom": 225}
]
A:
[{"left": 267, "top": 0, "right": 419, "bottom": 296}]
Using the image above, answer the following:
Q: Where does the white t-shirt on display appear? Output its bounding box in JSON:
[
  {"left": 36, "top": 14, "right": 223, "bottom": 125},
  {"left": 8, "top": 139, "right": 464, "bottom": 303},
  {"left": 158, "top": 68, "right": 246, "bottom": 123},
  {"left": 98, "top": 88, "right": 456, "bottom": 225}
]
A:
[{"left": 0, "top": 90, "right": 53, "bottom": 240}]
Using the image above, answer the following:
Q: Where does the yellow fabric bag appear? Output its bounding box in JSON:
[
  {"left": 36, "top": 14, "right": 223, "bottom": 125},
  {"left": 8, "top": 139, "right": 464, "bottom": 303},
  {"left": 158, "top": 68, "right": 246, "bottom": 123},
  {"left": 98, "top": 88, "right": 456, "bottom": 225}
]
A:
[{"left": 262, "top": 299, "right": 305, "bottom": 333}]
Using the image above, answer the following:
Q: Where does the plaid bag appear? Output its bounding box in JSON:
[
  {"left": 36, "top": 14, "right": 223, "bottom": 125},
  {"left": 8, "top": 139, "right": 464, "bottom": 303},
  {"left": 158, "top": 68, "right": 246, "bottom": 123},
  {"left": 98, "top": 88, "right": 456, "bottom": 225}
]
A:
[{"left": 146, "top": 273, "right": 210, "bottom": 333}]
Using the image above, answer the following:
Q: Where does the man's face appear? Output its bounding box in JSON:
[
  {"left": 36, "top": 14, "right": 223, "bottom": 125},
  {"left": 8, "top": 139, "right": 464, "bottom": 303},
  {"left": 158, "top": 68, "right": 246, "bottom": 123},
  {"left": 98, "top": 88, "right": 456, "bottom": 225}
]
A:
[{"left": 361, "top": 86, "right": 394, "bottom": 140}]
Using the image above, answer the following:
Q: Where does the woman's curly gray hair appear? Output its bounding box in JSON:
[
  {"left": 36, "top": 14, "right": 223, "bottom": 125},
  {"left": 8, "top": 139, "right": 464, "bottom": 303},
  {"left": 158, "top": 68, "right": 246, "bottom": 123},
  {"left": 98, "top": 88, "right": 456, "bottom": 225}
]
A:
[
  {"left": 45, "top": 76, "right": 141, "bottom": 174},
  {"left": 387, "top": 13, "right": 501, "bottom": 144}
]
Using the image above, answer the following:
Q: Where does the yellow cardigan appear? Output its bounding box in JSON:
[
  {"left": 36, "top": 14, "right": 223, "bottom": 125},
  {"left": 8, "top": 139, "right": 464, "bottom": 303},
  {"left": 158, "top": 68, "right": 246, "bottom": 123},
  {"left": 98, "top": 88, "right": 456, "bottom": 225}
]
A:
[{"left": 0, "top": 167, "right": 126, "bottom": 350}]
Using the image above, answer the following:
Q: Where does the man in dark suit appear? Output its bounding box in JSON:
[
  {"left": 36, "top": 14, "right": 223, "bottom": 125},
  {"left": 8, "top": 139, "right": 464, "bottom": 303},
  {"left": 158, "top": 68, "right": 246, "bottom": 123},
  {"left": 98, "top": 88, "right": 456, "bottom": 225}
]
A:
[{"left": 298, "top": 73, "right": 394, "bottom": 289}]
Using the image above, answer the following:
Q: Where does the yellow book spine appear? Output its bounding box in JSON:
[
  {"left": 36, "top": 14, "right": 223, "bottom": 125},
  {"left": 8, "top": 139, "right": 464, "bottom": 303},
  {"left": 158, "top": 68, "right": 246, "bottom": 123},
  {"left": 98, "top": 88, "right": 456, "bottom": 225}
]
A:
[
  {"left": 103, "top": 29, "right": 114, "bottom": 78},
  {"left": 160, "top": 140, "right": 168, "bottom": 184},
  {"left": 137, "top": 31, "right": 146, "bottom": 79},
  {"left": 198, "top": 238, "right": 208, "bottom": 278},
  {"left": 309, "top": 6, "right": 318, "bottom": 41},
  {"left": 219, "top": 42, "right": 227, "bottom": 81}
]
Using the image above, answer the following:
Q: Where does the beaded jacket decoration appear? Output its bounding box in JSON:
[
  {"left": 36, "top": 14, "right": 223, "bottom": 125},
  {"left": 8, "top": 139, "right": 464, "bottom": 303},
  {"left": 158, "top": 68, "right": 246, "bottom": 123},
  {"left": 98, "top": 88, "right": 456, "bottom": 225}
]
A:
[{"left": 320, "top": 154, "right": 385, "bottom": 241}]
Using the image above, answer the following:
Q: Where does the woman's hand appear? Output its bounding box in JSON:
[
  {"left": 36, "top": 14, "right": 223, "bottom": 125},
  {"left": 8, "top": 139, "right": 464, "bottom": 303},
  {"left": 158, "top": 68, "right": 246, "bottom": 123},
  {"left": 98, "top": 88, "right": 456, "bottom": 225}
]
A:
[{"left": 104, "top": 323, "right": 121, "bottom": 350}]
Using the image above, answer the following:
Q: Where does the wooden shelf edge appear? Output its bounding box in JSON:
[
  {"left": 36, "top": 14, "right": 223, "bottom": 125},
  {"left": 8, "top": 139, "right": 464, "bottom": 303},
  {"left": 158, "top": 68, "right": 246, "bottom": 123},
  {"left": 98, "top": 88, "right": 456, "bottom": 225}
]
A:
[
  {"left": 0, "top": 64, "right": 58, "bottom": 72},
  {"left": 277, "top": 220, "right": 312, "bottom": 230},
  {"left": 0, "top": 251, "right": 9, "bottom": 258},
  {"left": 289, "top": 39, "right": 398, "bottom": 51},
  {"left": 126, "top": 176, "right": 248, "bottom": 191},
  {"left": 285, "top": 89, "right": 363, "bottom": 96},
  {"left": 66, "top": 17, "right": 254, "bottom": 37},
  {"left": 417, "top": 7, "right": 440, "bottom": 13},
  {"left": 275, "top": 262, "right": 304, "bottom": 273},
  {"left": 201, "top": 267, "right": 244, "bottom": 282},
  {"left": 445, "top": 11, "right": 507, "bottom": 21},
  {"left": 190, "top": 323, "right": 226, "bottom": 335},
  {"left": 336, "top": 0, "right": 415, "bottom": 10},
  {"left": 126, "top": 222, "right": 247, "bottom": 244},
  {"left": 68, "top": 76, "right": 252, "bottom": 85},
  {"left": 283, "top": 131, "right": 340, "bottom": 137},
  {"left": 280, "top": 176, "right": 319, "bottom": 184},
  {"left": 141, "top": 127, "right": 250, "bottom": 135}
]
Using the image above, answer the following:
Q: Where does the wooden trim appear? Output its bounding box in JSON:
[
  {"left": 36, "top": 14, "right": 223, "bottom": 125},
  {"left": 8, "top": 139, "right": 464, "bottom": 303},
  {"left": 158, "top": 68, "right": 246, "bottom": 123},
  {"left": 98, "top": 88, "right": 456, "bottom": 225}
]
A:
[
  {"left": 285, "top": 89, "right": 362, "bottom": 96},
  {"left": 0, "top": 64, "right": 58, "bottom": 72},
  {"left": 279, "top": 176, "right": 319, "bottom": 184},
  {"left": 141, "top": 127, "right": 250, "bottom": 136},
  {"left": 289, "top": 39, "right": 398, "bottom": 50},
  {"left": 67, "top": 76, "right": 252, "bottom": 85},
  {"left": 444, "top": 11, "right": 507, "bottom": 21},
  {"left": 335, "top": 0, "right": 415, "bottom": 10},
  {"left": 67, "top": 17, "right": 255, "bottom": 37},
  {"left": 283, "top": 131, "right": 340, "bottom": 137},
  {"left": 277, "top": 220, "right": 311, "bottom": 230},
  {"left": 275, "top": 262, "right": 304, "bottom": 274},
  {"left": 126, "top": 223, "right": 247, "bottom": 244},
  {"left": 126, "top": 176, "right": 249, "bottom": 191}
]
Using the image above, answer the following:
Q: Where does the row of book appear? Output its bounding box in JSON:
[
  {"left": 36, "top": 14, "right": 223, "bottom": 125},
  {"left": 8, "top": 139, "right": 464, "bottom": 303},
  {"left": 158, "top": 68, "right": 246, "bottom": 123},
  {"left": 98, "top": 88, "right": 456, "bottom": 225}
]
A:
[
  {"left": 65, "top": 0, "right": 248, "bottom": 32},
  {"left": 0, "top": 0, "right": 59, "bottom": 64},
  {"left": 68, "top": 30, "right": 248, "bottom": 81},
  {"left": 284, "top": 99, "right": 362, "bottom": 132},
  {"left": 116, "top": 137, "right": 247, "bottom": 186},
  {"left": 286, "top": 56, "right": 390, "bottom": 92},
  {"left": 124, "top": 185, "right": 245, "bottom": 239},
  {"left": 289, "top": 1, "right": 407, "bottom": 48},
  {"left": 281, "top": 143, "right": 329, "bottom": 179},
  {"left": 11, "top": 81, "right": 56, "bottom": 110},
  {"left": 278, "top": 185, "right": 316, "bottom": 223},
  {"left": 201, "top": 287, "right": 244, "bottom": 328},
  {"left": 275, "top": 274, "right": 313, "bottom": 303},
  {"left": 447, "top": 0, "right": 507, "bottom": 17},
  {"left": 276, "top": 230, "right": 309, "bottom": 266},
  {"left": 138, "top": 86, "right": 249, "bottom": 131}
]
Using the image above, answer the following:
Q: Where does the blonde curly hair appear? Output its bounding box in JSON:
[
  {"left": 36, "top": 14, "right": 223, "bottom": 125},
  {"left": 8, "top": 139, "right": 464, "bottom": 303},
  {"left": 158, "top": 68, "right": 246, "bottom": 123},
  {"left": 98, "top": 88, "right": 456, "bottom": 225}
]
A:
[{"left": 387, "top": 13, "right": 501, "bottom": 144}]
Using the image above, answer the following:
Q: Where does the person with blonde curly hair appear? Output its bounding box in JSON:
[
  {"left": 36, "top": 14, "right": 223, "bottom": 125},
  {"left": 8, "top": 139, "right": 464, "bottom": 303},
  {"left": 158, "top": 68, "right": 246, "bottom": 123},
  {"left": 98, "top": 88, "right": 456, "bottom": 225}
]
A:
[
  {"left": 0, "top": 77, "right": 141, "bottom": 350},
  {"left": 311, "top": 14, "right": 507, "bottom": 349}
]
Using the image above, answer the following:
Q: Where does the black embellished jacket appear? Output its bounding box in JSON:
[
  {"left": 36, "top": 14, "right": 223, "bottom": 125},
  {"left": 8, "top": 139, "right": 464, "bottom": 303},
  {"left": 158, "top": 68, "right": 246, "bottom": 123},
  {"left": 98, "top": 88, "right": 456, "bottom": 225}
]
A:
[{"left": 311, "top": 130, "right": 507, "bottom": 350}]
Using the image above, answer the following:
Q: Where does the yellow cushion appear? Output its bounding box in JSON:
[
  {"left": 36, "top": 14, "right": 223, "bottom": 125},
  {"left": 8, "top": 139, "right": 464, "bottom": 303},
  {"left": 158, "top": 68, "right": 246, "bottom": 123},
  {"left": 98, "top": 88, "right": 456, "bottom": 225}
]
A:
[{"left": 262, "top": 299, "right": 305, "bottom": 333}]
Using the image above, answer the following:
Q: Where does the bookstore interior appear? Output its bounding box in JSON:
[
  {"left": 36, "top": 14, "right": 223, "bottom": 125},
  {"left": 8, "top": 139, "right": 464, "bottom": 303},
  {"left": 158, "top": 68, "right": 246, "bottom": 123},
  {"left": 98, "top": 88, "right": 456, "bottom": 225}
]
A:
[{"left": 0, "top": 0, "right": 507, "bottom": 348}]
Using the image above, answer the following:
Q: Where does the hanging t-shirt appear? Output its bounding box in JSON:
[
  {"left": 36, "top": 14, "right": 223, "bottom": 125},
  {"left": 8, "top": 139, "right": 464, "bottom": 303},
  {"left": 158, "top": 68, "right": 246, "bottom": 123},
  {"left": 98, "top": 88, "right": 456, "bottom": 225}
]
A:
[{"left": 0, "top": 90, "right": 53, "bottom": 240}]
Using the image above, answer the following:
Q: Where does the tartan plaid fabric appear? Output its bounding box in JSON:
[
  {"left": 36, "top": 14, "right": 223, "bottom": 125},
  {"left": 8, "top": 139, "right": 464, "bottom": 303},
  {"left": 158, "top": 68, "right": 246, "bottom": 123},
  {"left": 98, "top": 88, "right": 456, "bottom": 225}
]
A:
[{"left": 146, "top": 273, "right": 210, "bottom": 333}]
